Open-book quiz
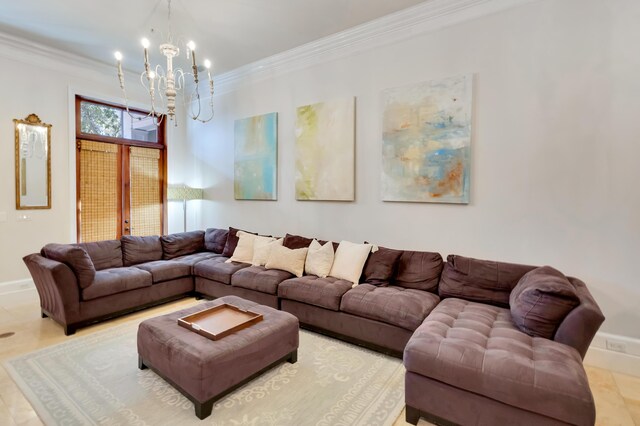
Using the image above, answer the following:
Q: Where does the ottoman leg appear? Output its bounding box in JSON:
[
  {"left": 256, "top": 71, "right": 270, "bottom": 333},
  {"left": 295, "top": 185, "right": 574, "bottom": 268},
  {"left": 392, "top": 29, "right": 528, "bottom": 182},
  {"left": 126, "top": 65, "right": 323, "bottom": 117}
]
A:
[
  {"left": 138, "top": 356, "right": 148, "bottom": 370},
  {"left": 195, "top": 400, "right": 214, "bottom": 420},
  {"left": 288, "top": 350, "right": 297, "bottom": 364},
  {"left": 406, "top": 405, "right": 420, "bottom": 425}
]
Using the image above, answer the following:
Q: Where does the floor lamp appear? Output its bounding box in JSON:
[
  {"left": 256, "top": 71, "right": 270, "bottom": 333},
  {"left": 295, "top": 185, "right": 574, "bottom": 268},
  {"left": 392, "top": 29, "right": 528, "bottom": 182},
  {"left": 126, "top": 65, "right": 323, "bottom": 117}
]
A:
[{"left": 167, "top": 185, "right": 203, "bottom": 232}]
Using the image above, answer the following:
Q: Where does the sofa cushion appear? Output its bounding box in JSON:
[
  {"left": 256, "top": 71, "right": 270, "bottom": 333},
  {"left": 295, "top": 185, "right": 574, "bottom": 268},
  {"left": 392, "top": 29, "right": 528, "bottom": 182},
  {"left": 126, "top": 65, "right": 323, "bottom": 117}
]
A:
[
  {"left": 121, "top": 235, "right": 163, "bottom": 266},
  {"left": 77, "top": 240, "right": 123, "bottom": 270},
  {"left": 193, "top": 256, "right": 251, "bottom": 285},
  {"left": 394, "top": 250, "right": 443, "bottom": 292},
  {"left": 438, "top": 255, "right": 537, "bottom": 307},
  {"left": 82, "top": 267, "right": 152, "bottom": 300},
  {"left": 340, "top": 284, "right": 440, "bottom": 331},
  {"left": 231, "top": 266, "right": 294, "bottom": 295},
  {"left": 171, "top": 251, "right": 222, "bottom": 267},
  {"left": 404, "top": 298, "right": 594, "bottom": 426},
  {"left": 510, "top": 266, "right": 580, "bottom": 339},
  {"left": 278, "top": 276, "right": 353, "bottom": 311},
  {"left": 134, "top": 261, "right": 192, "bottom": 283},
  {"left": 204, "top": 228, "right": 228, "bottom": 253},
  {"left": 361, "top": 246, "right": 402, "bottom": 286},
  {"left": 222, "top": 227, "right": 257, "bottom": 257},
  {"left": 42, "top": 243, "right": 96, "bottom": 289},
  {"left": 161, "top": 231, "right": 205, "bottom": 260}
]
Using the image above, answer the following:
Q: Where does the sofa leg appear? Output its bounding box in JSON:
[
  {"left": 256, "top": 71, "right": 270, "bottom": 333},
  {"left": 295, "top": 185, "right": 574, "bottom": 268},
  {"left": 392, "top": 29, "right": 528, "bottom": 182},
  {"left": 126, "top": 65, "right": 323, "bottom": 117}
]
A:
[
  {"left": 288, "top": 350, "right": 297, "bottom": 364},
  {"left": 138, "top": 356, "right": 148, "bottom": 370},
  {"left": 406, "top": 405, "right": 421, "bottom": 425},
  {"left": 41, "top": 311, "right": 48, "bottom": 319},
  {"left": 64, "top": 325, "right": 76, "bottom": 336},
  {"left": 195, "top": 400, "right": 214, "bottom": 420}
]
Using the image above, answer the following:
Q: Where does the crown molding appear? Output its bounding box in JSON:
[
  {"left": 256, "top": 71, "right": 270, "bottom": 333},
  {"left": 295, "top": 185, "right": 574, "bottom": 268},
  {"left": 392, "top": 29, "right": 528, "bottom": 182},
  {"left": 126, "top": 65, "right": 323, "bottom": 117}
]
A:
[
  {"left": 214, "top": 0, "right": 536, "bottom": 94},
  {"left": 0, "top": 31, "right": 139, "bottom": 82}
]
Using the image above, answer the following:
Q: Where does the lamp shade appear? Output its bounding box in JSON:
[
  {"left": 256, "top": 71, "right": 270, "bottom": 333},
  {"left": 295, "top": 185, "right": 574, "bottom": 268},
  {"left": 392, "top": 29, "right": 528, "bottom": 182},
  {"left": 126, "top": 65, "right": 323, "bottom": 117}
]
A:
[{"left": 167, "top": 185, "right": 203, "bottom": 201}]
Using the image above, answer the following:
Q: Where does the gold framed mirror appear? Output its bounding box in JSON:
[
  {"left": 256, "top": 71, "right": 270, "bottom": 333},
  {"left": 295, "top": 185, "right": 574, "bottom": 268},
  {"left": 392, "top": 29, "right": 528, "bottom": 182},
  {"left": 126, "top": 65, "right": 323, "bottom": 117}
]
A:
[{"left": 14, "top": 114, "right": 52, "bottom": 209}]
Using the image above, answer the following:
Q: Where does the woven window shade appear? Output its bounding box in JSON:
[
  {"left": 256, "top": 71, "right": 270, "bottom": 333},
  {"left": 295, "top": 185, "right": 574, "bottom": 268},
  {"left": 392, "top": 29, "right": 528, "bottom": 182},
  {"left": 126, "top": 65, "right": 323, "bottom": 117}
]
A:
[
  {"left": 79, "top": 140, "right": 119, "bottom": 242},
  {"left": 129, "top": 146, "right": 162, "bottom": 236}
]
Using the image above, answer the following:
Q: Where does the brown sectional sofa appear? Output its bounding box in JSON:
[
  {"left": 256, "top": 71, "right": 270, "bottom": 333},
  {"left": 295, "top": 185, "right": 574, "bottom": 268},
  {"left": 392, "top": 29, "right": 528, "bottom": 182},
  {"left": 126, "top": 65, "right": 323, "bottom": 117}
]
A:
[{"left": 23, "top": 227, "right": 604, "bottom": 426}]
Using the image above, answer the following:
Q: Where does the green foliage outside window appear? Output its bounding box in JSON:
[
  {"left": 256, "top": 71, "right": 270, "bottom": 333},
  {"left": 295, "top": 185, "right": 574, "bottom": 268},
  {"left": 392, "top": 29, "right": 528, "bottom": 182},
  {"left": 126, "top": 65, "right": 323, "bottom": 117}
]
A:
[{"left": 80, "top": 102, "right": 122, "bottom": 138}]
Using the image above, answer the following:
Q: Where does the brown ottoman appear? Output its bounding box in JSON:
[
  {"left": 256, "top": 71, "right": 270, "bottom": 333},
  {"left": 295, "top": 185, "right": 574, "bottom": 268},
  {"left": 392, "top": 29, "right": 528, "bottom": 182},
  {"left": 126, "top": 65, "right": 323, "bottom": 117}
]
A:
[{"left": 137, "top": 295, "right": 299, "bottom": 419}]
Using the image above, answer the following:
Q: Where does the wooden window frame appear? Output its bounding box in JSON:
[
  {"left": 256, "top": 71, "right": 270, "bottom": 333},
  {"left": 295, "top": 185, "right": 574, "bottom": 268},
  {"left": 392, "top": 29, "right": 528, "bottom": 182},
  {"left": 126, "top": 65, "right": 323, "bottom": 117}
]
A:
[{"left": 75, "top": 95, "right": 167, "bottom": 242}]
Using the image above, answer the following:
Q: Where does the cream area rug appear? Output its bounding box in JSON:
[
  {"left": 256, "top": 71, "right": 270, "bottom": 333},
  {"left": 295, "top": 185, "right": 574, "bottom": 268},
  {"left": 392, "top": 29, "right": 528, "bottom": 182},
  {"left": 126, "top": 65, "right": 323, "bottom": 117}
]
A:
[{"left": 5, "top": 322, "right": 405, "bottom": 426}]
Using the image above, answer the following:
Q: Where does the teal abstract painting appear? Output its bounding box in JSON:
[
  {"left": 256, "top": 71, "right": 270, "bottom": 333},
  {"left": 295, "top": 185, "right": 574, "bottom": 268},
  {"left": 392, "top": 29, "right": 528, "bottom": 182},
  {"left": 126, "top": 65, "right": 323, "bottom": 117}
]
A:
[
  {"left": 381, "top": 74, "right": 472, "bottom": 203},
  {"left": 234, "top": 112, "right": 278, "bottom": 200}
]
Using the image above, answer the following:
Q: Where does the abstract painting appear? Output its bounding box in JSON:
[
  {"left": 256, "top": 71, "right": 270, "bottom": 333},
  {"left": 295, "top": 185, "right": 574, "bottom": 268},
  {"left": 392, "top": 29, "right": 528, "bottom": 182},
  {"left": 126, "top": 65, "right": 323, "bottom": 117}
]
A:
[
  {"left": 381, "top": 74, "right": 472, "bottom": 203},
  {"left": 295, "top": 97, "right": 355, "bottom": 201},
  {"left": 234, "top": 112, "right": 278, "bottom": 200}
]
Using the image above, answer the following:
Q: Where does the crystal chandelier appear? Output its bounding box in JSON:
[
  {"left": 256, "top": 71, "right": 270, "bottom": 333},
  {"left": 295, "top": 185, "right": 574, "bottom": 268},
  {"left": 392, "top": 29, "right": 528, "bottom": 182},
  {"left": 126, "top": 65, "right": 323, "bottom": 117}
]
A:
[{"left": 114, "top": 0, "right": 214, "bottom": 126}]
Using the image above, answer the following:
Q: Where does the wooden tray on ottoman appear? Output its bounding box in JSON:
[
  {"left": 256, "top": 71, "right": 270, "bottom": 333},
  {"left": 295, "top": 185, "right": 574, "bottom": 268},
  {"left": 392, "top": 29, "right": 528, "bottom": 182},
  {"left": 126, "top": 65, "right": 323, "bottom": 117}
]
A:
[{"left": 178, "top": 303, "right": 263, "bottom": 340}]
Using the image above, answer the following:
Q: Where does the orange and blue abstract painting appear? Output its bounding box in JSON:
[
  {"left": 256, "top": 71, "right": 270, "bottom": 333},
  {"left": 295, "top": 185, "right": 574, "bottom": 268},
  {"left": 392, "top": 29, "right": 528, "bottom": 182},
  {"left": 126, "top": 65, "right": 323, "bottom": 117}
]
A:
[
  {"left": 234, "top": 112, "right": 277, "bottom": 200},
  {"left": 381, "top": 74, "right": 472, "bottom": 203}
]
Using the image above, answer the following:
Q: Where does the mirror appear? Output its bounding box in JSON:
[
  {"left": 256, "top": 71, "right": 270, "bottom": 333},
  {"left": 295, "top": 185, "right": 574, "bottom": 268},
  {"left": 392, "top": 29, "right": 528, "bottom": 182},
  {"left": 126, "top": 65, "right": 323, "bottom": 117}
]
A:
[{"left": 14, "top": 114, "right": 51, "bottom": 209}]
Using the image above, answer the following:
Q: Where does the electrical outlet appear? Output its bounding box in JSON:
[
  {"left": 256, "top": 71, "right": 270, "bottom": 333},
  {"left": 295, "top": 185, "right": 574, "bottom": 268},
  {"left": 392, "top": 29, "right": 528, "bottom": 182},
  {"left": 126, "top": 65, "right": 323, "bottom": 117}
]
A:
[
  {"left": 16, "top": 214, "right": 31, "bottom": 221},
  {"left": 606, "top": 340, "right": 627, "bottom": 353}
]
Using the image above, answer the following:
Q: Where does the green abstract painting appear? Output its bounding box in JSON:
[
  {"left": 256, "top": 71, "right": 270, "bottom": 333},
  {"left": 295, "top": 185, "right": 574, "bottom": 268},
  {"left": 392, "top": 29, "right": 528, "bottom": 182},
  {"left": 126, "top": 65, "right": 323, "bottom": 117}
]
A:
[
  {"left": 295, "top": 97, "right": 355, "bottom": 201},
  {"left": 234, "top": 112, "right": 278, "bottom": 200},
  {"left": 382, "top": 74, "right": 472, "bottom": 203}
]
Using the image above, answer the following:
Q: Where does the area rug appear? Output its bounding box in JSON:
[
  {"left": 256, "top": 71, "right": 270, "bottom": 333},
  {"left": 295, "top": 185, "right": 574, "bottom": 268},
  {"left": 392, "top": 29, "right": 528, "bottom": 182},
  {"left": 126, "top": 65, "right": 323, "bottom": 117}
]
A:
[{"left": 4, "top": 321, "right": 405, "bottom": 426}]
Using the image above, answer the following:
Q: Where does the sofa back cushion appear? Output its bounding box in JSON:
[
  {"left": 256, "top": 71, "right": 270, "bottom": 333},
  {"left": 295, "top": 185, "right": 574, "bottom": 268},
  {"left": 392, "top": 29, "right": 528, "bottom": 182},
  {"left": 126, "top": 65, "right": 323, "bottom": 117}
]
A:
[
  {"left": 42, "top": 243, "right": 96, "bottom": 289},
  {"left": 77, "top": 240, "right": 123, "bottom": 270},
  {"left": 161, "top": 231, "right": 205, "bottom": 260},
  {"left": 394, "top": 250, "right": 443, "bottom": 292},
  {"left": 222, "top": 227, "right": 256, "bottom": 257},
  {"left": 204, "top": 228, "right": 228, "bottom": 253},
  {"left": 121, "top": 235, "right": 163, "bottom": 266},
  {"left": 510, "top": 266, "right": 580, "bottom": 339},
  {"left": 439, "top": 254, "right": 536, "bottom": 307},
  {"left": 361, "top": 246, "right": 402, "bottom": 286}
]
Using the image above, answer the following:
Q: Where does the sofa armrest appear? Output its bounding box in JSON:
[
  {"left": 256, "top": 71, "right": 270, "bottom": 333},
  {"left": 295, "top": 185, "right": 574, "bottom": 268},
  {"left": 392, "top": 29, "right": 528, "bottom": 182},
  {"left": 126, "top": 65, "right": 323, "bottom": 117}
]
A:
[
  {"left": 23, "top": 253, "right": 81, "bottom": 326},
  {"left": 554, "top": 277, "right": 605, "bottom": 359}
]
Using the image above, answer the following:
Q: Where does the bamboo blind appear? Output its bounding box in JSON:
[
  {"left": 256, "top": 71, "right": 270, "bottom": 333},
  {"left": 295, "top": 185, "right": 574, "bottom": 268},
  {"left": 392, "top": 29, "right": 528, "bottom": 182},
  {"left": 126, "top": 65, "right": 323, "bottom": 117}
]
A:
[
  {"left": 129, "top": 146, "right": 161, "bottom": 236},
  {"left": 79, "top": 140, "right": 118, "bottom": 242}
]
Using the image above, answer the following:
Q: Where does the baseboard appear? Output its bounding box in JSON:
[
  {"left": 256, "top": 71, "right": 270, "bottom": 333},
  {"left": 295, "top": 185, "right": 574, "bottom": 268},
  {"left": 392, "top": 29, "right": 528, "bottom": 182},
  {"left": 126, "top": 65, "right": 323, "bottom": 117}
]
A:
[
  {"left": 0, "top": 278, "right": 34, "bottom": 295},
  {"left": 585, "top": 332, "right": 640, "bottom": 377}
]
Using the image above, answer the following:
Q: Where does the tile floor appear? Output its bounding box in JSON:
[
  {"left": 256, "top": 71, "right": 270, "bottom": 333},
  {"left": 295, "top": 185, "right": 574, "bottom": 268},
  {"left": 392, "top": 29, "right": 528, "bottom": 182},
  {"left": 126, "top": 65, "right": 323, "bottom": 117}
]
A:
[{"left": 1, "top": 289, "right": 638, "bottom": 426}]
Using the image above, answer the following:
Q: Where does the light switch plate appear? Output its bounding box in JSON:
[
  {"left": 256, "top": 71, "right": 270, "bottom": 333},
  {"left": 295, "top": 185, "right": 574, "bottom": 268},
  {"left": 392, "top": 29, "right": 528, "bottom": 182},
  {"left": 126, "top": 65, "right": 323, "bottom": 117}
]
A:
[{"left": 16, "top": 214, "right": 32, "bottom": 221}]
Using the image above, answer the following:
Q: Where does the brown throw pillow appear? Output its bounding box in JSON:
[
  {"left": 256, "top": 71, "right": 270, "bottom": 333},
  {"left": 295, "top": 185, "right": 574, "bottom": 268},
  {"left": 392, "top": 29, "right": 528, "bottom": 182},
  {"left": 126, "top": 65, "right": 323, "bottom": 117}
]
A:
[
  {"left": 222, "top": 227, "right": 256, "bottom": 257},
  {"left": 510, "top": 266, "right": 580, "bottom": 339},
  {"left": 204, "top": 228, "right": 229, "bottom": 253},
  {"left": 42, "top": 243, "right": 96, "bottom": 289},
  {"left": 360, "top": 246, "right": 402, "bottom": 286},
  {"left": 394, "top": 250, "right": 443, "bottom": 292},
  {"left": 283, "top": 233, "right": 314, "bottom": 249}
]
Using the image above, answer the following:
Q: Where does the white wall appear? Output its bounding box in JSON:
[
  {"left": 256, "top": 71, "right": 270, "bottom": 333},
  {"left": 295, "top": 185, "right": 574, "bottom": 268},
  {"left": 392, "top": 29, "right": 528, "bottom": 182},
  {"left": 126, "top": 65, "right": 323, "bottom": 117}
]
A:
[
  {"left": 0, "top": 35, "right": 193, "bottom": 284},
  {"left": 188, "top": 0, "right": 640, "bottom": 340}
]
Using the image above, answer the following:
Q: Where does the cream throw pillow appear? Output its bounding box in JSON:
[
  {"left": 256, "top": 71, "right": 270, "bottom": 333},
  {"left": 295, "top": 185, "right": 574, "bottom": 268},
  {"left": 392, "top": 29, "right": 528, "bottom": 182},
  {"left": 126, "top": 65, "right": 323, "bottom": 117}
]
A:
[
  {"left": 265, "top": 245, "right": 308, "bottom": 278},
  {"left": 305, "top": 239, "right": 334, "bottom": 278},
  {"left": 252, "top": 238, "right": 283, "bottom": 266},
  {"left": 329, "top": 240, "right": 372, "bottom": 285},
  {"left": 227, "top": 232, "right": 273, "bottom": 264}
]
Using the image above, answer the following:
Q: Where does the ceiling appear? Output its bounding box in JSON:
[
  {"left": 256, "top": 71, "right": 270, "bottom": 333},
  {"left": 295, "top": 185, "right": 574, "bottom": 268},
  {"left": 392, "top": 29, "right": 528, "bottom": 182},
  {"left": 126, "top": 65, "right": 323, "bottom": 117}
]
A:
[{"left": 0, "top": 0, "right": 428, "bottom": 75}]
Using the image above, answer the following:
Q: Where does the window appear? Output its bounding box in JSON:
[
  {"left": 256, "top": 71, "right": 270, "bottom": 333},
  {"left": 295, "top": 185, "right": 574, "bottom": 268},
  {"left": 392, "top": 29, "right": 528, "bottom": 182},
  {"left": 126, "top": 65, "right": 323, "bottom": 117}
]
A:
[{"left": 75, "top": 96, "right": 166, "bottom": 242}]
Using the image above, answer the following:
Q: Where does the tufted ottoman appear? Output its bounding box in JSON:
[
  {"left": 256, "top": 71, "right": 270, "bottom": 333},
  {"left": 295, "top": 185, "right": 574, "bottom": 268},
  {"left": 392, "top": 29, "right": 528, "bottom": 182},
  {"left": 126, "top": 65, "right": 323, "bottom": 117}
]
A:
[
  {"left": 137, "top": 296, "right": 299, "bottom": 419},
  {"left": 403, "top": 298, "right": 595, "bottom": 426}
]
